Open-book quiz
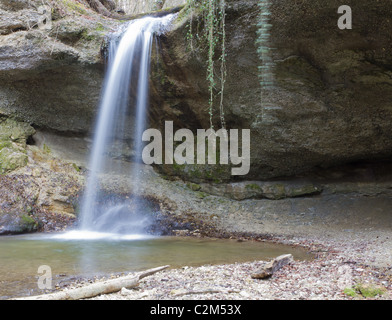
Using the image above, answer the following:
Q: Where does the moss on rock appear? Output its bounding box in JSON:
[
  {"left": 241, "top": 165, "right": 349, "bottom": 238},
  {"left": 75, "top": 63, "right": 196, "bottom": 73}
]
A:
[
  {"left": 0, "top": 117, "right": 35, "bottom": 173},
  {"left": 19, "top": 214, "right": 38, "bottom": 233},
  {"left": 0, "top": 117, "right": 35, "bottom": 145},
  {"left": 0, "top": 147, "right": 28, "bottom": 174}
]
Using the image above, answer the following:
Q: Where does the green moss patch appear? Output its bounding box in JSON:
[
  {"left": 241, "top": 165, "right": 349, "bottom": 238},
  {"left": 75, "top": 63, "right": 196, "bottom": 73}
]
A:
[
  {"left": 20, "top": 214, "right": 38, "bottom": 232},
  {"left": 0, "top": 147, "right": 28, "bottom": 174},
  {"left": 344, "top": 283, "right": 386, "bottom": 299}
]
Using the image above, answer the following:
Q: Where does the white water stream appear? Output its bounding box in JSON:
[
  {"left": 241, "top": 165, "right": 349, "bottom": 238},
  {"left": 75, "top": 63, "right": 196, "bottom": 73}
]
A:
[{"left": 76, "top": 15, "right": 176, "bottom": 237}]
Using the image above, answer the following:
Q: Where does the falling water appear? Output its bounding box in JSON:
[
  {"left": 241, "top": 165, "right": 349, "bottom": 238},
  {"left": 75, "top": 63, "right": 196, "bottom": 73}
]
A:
[{"left": 78, "top": 14, "right": 176, "bottom": 236}]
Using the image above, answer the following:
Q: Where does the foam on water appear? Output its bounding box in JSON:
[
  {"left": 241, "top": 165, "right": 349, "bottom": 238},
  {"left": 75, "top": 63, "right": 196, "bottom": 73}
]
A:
[{"left": 50, "top": 230, "right": 156, "bottom": 241}]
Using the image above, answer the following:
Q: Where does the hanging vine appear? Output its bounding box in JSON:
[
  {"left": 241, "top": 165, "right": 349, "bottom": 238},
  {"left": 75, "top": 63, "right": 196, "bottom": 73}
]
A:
[
  {"left": 256, "top": 0, "right": 274, "bottom": 92},
  {"left": 186, "top": 0, "right": 227, "bottom": 130},
  {"left": 218, "top": 0, "right": 227, "bottom": 129}
]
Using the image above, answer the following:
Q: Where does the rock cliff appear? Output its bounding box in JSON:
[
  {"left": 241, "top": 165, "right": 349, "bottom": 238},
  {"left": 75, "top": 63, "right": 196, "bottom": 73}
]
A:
[
  {"left": 150, "top": 0, "right": 392, "bottom": 181},
  {"left": 2, "top": 1, "right": 391, "bottom": 181},
  {"left": 1, "top": 0, "right": 392, "bottom": 233}
]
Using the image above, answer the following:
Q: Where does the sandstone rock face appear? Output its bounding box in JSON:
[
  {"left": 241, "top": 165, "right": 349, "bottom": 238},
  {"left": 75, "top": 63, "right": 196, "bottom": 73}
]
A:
[
  {"left": 150, "top": 0, "right": 392, "bottom": 181},
  {"left": 0, "top": 115, "right": 83, "bottom": 234},
  {"left": 0, "top": 0, "right": 391, "bottom": 183},
  {"left": 0, "top": 0, "right": 121, "bottom": 133},
  {"left": 0, "top": 145, "right": 84, "bottom": 235},
  {"left": 0, "top": 117, "right": 35, "bottom": 173}
]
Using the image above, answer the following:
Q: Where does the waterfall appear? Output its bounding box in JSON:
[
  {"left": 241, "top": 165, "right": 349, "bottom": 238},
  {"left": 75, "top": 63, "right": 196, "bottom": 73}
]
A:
[{"left": 78, "top": 14, "right": 176, "bottom": 235}]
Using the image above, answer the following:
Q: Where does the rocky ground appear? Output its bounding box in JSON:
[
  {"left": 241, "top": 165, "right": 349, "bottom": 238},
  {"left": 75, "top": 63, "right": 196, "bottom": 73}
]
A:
[
  {"left": 0, "top": 131, "right": 390, "bottom": 300},
  {"left": 58, "top": 232, "right": 392, "bottom": 300},
  {"left": 1, "top": 131, "right": 390, "bottom": 300}
]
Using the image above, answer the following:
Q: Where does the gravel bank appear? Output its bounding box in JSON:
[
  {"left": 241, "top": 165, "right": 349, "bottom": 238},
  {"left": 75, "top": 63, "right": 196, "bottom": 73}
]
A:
[{"left": 59, "top": 230, "right": 391, "bottom": 300}]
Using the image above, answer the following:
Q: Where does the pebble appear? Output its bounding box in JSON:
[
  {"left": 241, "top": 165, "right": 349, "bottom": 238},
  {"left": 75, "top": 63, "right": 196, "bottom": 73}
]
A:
[{"left": 239, "top": 291, "right": 250, "bottom": 298}]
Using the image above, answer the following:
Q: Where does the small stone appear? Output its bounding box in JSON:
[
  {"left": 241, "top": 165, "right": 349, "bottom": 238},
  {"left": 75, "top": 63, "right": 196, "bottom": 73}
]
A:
[
  {"left": 170, "top": 288, "right": 187, "bottom": 296},
  {"left": 135, "top": 292, "right": 149, "bottom": 299},
  {"left": 239, "top": 290, "right": 250, "bottom": 298},
  {"left": 174, "top": 229, "right": 190, "bottom": 236},
  {"left": 120, "top": 287, "right": 133, "bottom": 296}
]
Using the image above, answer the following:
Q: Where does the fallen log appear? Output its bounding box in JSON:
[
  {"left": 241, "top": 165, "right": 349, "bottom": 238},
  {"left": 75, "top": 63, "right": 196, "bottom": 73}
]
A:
[{"left": 11, "top": 265, "right": 169, "bottom": 300}]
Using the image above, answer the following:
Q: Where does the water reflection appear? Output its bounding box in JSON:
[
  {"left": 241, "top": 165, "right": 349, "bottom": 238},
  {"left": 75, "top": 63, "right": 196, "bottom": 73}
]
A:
[{"left": 0, "top": 233, "right": 311, "bottom": 299}]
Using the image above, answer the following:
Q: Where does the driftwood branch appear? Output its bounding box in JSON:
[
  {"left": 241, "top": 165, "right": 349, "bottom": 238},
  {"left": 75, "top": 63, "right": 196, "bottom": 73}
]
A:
[{"left": 11, "top": 265, "right": 169, "bottom": 300}]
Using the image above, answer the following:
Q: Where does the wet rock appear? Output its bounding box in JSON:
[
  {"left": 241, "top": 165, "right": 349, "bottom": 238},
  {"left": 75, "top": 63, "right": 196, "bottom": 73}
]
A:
[
  {"left": 0, "top": 213, "right": 38, "bottom": 235},
  {"left": 251, "top": 254, "right": 294, "bottom": 279}
]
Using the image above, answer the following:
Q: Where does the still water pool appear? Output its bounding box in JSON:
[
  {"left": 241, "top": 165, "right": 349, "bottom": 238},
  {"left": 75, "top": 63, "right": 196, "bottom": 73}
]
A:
[{"left": 0, "top": 231, "right": 311, "bottom": 299}]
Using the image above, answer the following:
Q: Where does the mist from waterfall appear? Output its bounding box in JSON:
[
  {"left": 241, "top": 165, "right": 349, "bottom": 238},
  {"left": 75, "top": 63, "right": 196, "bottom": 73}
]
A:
[{"left": 76, "top": 14, "right": 176, "bottom": 237}]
